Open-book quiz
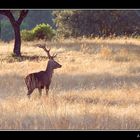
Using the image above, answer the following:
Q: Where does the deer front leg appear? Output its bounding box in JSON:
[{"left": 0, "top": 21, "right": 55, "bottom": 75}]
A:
[
  {"left": 38, "top": 88, "right": 42, "bottom": 98},
  {"left": 45, "top": 86, "right": 49, "bottom": 96}
]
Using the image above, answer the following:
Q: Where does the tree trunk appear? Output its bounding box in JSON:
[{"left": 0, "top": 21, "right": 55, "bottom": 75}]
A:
[
  {"left": 13, "top": 23, "right": 21, "bottom": 57},
  {"left": 0, "top": 10, "right": 28, "bottom": 57}
]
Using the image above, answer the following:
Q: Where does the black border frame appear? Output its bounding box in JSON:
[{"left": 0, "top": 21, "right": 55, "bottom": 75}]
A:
[
  {"left": 0, "top": 0, "right": 140, "bottom": 9},
  {"left": 0, "top": 0, "right": 140, "bottom": 139},
  {"left": 0, "top": 130, "right": 140, "bottom": 139}
]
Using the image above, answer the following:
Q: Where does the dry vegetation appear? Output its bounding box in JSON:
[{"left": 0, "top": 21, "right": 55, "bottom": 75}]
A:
[{"left": 0, "top": 37, "right": 140, "bottom": 130}]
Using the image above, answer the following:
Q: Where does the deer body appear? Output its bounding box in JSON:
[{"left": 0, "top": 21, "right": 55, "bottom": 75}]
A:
[{"left": 25, "top": 45, "right": 62, "bottom": 98}]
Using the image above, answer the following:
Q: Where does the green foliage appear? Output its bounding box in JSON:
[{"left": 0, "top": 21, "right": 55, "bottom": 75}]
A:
[
  {"left": 0, "top": 10, "right": 54, "bottom": 41},
  {"left": 21, "top": 30, "right": 34, "bottom": 41},
  {"left": 53, "top": 10, "right": 140, "bottom": 38},
  {"left": 21, "top": 23, "right": 56, "bottom": 41},
  {"left": 21, "top": 22, "right": 30, "bottom": 30},
  {"left": 24, "top": 10, "right": 55, "bottom": 30},
  {"left": 53, "top": 10, "right": 75, "bottom": 38},
  {"left": 32, "top": 23, "right": 55, "bottom": 40},
  {"left": 0, "top": 19, "right": 14, "bottom": 41},
  {"left": 0, "top": 18, "right": 29, "bottom": 41}
]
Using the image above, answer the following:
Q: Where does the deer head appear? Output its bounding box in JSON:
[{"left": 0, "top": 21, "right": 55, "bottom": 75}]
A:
[{"left": 37, "top": 44, "right": 62, "bottom": 69}]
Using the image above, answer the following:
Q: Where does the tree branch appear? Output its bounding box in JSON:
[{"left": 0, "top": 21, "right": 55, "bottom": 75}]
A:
[
  {"left": 17, "top": 10, "right": 29, "bottom": 25},
  {"left": 0, "top": 10, "right": 29, "bottom": 26},
  {"left": 0, "top": 10, "right": 16, "bottom": 26}
]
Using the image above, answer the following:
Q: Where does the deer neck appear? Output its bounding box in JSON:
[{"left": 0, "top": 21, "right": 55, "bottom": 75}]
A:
[{"left": 45, "top": 64, "right": 54, "bottom": 80}]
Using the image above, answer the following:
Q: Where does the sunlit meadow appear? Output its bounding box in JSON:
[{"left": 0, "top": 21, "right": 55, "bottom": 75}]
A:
[{"left": 0, "top": 37, "right": 140, "bottom": 130}]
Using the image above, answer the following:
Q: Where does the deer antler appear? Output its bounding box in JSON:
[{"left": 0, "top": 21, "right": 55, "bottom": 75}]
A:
[{"left": 36, "top": 44, "right": 57, "bottom": 59}]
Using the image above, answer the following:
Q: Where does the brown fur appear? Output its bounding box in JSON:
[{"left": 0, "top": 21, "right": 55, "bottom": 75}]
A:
[{"left": 25, "top": 59, "right": 62, "bottom": 98}]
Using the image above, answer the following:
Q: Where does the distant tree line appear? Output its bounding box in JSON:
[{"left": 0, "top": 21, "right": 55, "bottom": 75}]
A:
[
  {"left": 53, "top": 10, "right": 140, "bottom": 38},
  {"left": 1, "top": 10, "right": 140, "bottom": 42}
]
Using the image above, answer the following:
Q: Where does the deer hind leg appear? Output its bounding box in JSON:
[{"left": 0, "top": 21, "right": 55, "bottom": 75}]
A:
[{"left": 27, "top": 89, "right": 34, "bottom": 98}]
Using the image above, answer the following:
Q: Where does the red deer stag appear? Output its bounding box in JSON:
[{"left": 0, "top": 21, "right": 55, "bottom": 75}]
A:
[{"left": 25, "top": 44, "right": 62, "bottom": 98}]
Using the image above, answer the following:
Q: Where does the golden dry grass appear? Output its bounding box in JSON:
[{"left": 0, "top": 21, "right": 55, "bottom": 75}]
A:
[{"left": 0, "top": 37, "right": 140, "bottom": 130}]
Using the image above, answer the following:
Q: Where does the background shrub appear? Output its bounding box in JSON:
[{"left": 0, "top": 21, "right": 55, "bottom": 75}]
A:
[
  {"left": 21, "top": 30, "right": 34, "bottom": 41},
  {"left": 21, "top": 23, "right": 56, "bottom": 41},
  {"left": 32, "top": 23, "right": 56, "bottom": 40}
]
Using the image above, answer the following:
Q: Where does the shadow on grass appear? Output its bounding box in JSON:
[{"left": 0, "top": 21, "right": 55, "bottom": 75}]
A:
[
  {"left": 0, "top": 72, "right": 140, "bottom": 98},
  {"left": 129, "top": 66, "right": 140, "bottom": 74},
  {"left": 52, "top": 72, "right": 140, "bottom": 91},
  {"left": 1, "top": 55, "right": 47, "bottom": 63},
  {"left": 0, "top": 74, "right": 25, "bottom": 98},
  {"left": 60, "top": 92, "right": 140, "bottom": 107}
]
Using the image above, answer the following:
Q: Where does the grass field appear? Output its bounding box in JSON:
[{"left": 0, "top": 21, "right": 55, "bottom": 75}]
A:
[{"left": 0, "top": 37, "right": 140, "bottom": 130}]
